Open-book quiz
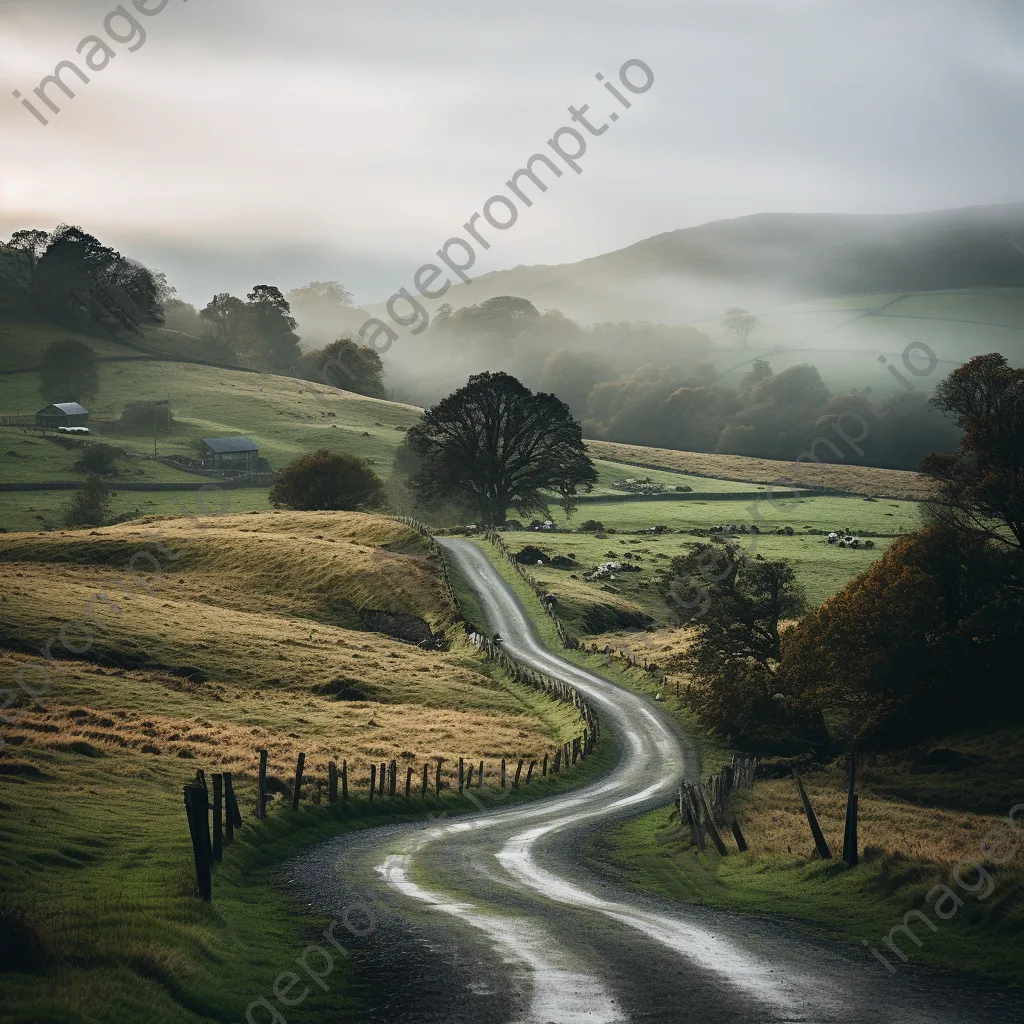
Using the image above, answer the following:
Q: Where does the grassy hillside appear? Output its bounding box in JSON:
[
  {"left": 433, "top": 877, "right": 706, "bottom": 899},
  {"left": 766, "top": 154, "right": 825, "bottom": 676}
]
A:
[
  {"left": 0, "top": 316, "right": 423, "bottom": 530},
  {"left": 0, "top": 511, "right": 596, "bottom": 1022},
  {"left": 587, "top": 440, "right": 930, "bottom": 499},
  {"left": 377, "top": 203, "right": 1024, "bottom": 324}
]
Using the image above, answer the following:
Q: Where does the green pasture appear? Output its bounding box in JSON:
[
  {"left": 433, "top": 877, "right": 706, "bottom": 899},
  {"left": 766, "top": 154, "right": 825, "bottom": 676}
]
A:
[
  {"left": 0, "top": 359, "right": 421, "bottom": 488},
  {"left": 0, "top": 486, "right": 272, "bottom": 533},
  {"left": 552, "top": 493, "right": 923, "bottom": 535},
  {"left": 497, "top": 526, "right": 894, "bottom": 626},
  {"left": 587, "top": 460, "right": 758, "bottom": 496}
]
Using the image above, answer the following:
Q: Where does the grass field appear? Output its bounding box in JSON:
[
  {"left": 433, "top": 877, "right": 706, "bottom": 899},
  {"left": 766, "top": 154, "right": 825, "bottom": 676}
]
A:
[
  {"left": 0, "top": 359, "right": 421, "bottom": 478},
  {"left": 0, "top": 344, "right": 423, "bottom": 533},
  {"left": 586, "top": 459, "right": 759, "bottom": 496},
  {"left": 556, "top": 493, "right": 921, "bottom": 534},
  {"left": 496, "top": 488, "right": 917, "bottom": 631},
  {"left": 0, "top": 511, "right": 599, "bottom": 1022},
  {"left": 0, "top": 486, "right": 273, "bottom": 533},
  {"left": 587, "top": 441, "right": 931, "bottom": 500}
]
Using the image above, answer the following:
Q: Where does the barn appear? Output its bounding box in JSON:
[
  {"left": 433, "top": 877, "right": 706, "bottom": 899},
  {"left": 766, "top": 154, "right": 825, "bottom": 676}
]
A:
[
  {"left": 36, "top": 402, "right": 89, "bottom": 429},
  {"left": 200, "top": 436, "right": 260, "bottom": 472}
]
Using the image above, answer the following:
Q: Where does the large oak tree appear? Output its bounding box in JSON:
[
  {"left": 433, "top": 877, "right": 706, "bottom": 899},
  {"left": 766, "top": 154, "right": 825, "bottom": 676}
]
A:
[{"left": 405, "top": 371, "right": 597, "bottom": 524}]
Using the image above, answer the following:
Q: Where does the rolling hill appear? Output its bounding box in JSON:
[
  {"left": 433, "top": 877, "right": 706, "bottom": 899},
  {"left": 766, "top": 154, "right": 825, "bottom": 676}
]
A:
[{"left": 372, "top": 202, "right": 1024, "bottom": 326}]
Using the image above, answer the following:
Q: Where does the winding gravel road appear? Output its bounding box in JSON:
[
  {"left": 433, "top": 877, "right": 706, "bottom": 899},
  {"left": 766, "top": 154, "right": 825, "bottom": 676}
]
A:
[{"left": 289, "top": 538, "right": 1018, "bottom": 1023}]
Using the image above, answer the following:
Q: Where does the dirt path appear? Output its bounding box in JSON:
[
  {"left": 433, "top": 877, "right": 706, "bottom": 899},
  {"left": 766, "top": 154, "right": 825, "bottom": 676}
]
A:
[{"left": 289, "top": 538, "right": 1017, "bottom": 1023}]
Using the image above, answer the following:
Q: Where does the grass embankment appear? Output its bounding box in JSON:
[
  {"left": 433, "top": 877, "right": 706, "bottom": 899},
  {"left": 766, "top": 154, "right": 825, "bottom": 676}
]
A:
[
  {"left": 0, "top": 512, "right": 597, "bottom": 1022},
  {"left": 586, "top": 724, "right": 1024, "bottom": 985}
]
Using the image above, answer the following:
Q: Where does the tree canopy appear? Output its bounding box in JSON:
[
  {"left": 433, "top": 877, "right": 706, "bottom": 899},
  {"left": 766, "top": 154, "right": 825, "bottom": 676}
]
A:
[
  {"left": 2, "top": 225, "right": 163, "bottom": 336},
  {"left": 723, "top": 307, "right": 761, "bottom": 347},
  {"left": 39, "top": 339, "right": 99, "bottom": 404},
  {"left": 198, "top": 286, "right": 302, "bottom": 371},
  {"left": 660, "top": 543, "right": 818, "bottom": 751},
  {"left": 538, "top": 349, "right": 616, "bottom": 419},
  {"left": 269, "top": 450, "right": 387, "bottom": 512},
  {"left": 297, "top": 338, "right": 385, "bottom": 398},
  {"left": 404, "top": 371, "right": 597, "bottom": 524},
  {"left": 921, "top": 353, "right": 1024, "bottom": 549},
  {"left": 778, "top": 526, "right": 1023, "bottom": 748}
]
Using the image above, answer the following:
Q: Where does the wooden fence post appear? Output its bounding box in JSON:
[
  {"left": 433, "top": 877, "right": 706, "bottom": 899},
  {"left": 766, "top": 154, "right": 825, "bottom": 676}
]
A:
[
  {"left": 466, "top": 763, "right": 474, "bottom": 788},
  {"left": 378, "top": 762, "right": 386, "bottom": 799},
  {"left": 525, "top": 760, "right": 536, "bottom": 785},
  {"left": 683, "top": 787, "right": 704, "bottom": 850},
  {"left": 370, "top": 764, "right": 376, "bottom": 803},
  {"left": 389, "top": 760, "right": 397, "bottom": 799},
  {"left": 341, "top": 760, "right": 348, "bottom": 802},
  {"left": 477, "top": 760, "right": 483, "bottom": 786},
  {"left": 730, "top": 820, "right": 749, "bottom": 852},
  {"left": 553, "top": 748, "right": 561, "bottom": 774},
  {"left": 257, "top": 749, "right": 268, "bottom": 820},
  {"left": 542, "top": 753, "right": 548, "bottom": 777},
  {"left": 291, "top": 753, "right": 306, "bottom": 811},
  {"left": 328, "top": 761, "right": 338, "bottom": 804},
  {"left": 183, "top": 785, "right": 212, "bottom": 902},
  {"left": 224, "top": 772, "right": 240, "bottom": 844},
  {"left": 795, "top": 776, "right": 832, "bottom": 860},
  {"left": 500, "top": 759, "right": 506, "bottom": 789},
  {"left": 697, "top": 787, "right": 729, "bottom": 856},
  {"left": 212, "top": 773, "right": 223, "bottom": 864},
  {"left": 843, "top": 756, "right": 859, "bottom": 867},
  {"left": 458, "top": 757, "right": 465, "bottom": 794},
  {"left": 421, "top": 763, "right": 429, "bottom": 799},
  {"left": 406, "top": 765, "right": 413, "bottom": 798},
  {"left": 514, "top": 760, "right": 524, "bottom": 788},
  {"left": 435, "top": 759, "right": 442, "bottom": 798}
]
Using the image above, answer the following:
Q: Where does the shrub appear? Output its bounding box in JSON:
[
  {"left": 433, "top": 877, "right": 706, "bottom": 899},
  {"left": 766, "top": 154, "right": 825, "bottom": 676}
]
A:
[
  {"left": 269, "top": 449, "right": 387, "bottom": 511},
  {"left": 578, "top": 519, "right": 605, "bottom": 532},
  {"left": 74, "top": 443, "right": 120, "bottom": 475},
  {"left": 63, "top": 474, "right": 110, "bottom": 527}
]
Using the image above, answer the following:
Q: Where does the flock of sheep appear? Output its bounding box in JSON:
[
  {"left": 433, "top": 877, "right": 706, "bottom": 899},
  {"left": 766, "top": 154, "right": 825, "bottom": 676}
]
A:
[{"left": 827, "top": 532, "right": 875, "bottom": 549}]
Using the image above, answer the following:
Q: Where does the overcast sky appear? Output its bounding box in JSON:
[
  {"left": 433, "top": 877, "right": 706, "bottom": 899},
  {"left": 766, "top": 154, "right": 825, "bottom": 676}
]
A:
[{"left": 1, "top": 0, "right": 1023, "bottom": 306}]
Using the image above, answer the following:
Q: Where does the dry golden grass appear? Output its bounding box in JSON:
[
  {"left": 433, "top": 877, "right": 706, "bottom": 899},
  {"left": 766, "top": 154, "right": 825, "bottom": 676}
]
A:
[
  {"left": 0, "top": 511, "right": 590, "bottom": 795},
  {"left": 587, "top": 439, "right": 932, "bottom": 500},
  {"left": 0, "top": 653, "right": 559, "bottom": 791},
  {"left": 734, "top": 773, "right": 1024, "bottom": 868},
  {"left": 0, "top": 510, "right": 453, "bottom": 628},
  {"left": 584, "top": 628, "right": 696, "bottom": 667},
  {"left": 1, "top": 561, "right": 526, "bottom": 712}
]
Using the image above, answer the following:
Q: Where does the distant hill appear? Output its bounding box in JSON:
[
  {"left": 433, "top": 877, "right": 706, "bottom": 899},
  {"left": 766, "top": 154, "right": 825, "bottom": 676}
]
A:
[{"left": 412, "top": 203, "right": 1024, "bottom": 324}]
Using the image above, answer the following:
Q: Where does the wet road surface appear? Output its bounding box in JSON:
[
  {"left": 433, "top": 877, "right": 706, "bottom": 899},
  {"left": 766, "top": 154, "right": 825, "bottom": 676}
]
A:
[{"left": 289, "top": 538, "right": 1019, "bottom": 1023}]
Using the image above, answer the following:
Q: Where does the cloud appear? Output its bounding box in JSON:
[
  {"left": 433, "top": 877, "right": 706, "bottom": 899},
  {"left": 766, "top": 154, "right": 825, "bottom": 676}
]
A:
[{"left": 0, "top": 0, "right": 1022, "bottom": 306}]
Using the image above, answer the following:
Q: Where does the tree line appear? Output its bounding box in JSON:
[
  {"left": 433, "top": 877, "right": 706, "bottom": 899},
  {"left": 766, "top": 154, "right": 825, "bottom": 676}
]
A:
[
  {"left": 0, "top": 227, "right": 385, "bottom": 400},
  {"left": 389, "top": 293, "right": 960, "bottom": 473}
]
